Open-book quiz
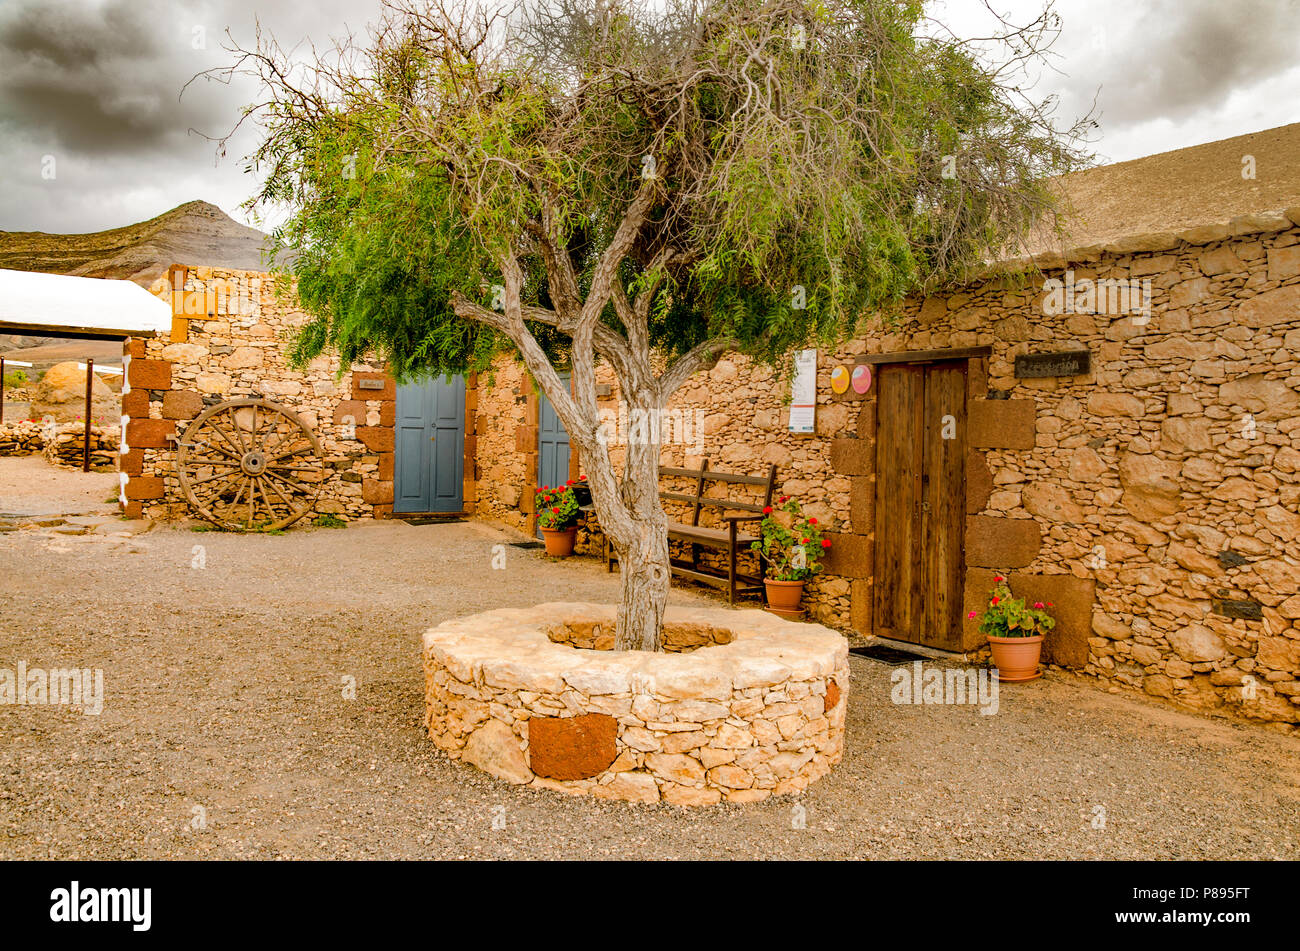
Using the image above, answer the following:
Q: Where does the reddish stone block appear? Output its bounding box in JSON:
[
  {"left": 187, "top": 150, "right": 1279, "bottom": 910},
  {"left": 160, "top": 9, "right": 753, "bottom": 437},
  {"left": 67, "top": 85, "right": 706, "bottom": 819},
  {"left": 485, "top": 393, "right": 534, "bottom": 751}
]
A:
[
  {"left": 125, "top": 418, "right": 175, "bottom": 449},
  {"left": 823, "top": 681, "right": 842, "bottom": 714},
  {"left": 966, "top": 451, "right": 993, "bottom": 514},
  {"left": 855, "top": 400, "right": 876, "bottom": 438},
  {"left": 126, "top": 338, "right": 147, "bottom": 358},
  {"left": 377, "top": 452, "right": 394, "bottom": 481},
  {"left": 123, "top": 500, "right": 142, "bottom": 519},
  {"left": 127, "top": 359, "right": 172, "bottom": 391},
  {"left": 350, "top": 372, "right": 395, "bottom": 401},
  {"left": 380, "top": 402, "right": 395, "bottom": 427},
  {"left": 965, "top": 515, "right": 1041, "bottom": 569},
  {"left": 1007, "top": 574, "right": 1096, "bottom": 668},
  {"left": 851, "top": 579, "right": 872, "bottom": 633},
  {"left": 119, "top": 449, "right": 143, "bottom": 477},
  {"left": 849, "top": 477, "right": 874, "bottom": 534},
  {"left": 515, "top": 425, "right": 537, "bottom": 453},
  {"left": 823, "top": 532, "right": 872, "bottom": 579},
  {"left": 356, "top": 427, "right": 394, "bottom": 452},
  {"left": 962, "top": 567, "right": 997, "bottom": 650},
  {"left": 830, "top": 437, "right": 873, "bottom": 476},
  {"left": 333, "top": 400, "right": 366, "bottom": 426},
  {"left": 120, "top": 389, "right": 149, "bottom": 418},
  {"left": 527, "top": 713, "right": 618, "bottom": 780},
  {"left": 968, "top": 399, "right": 1036, "bottom": 450},
  {"left": 362, "top": 479, "right": 394, "bottom": 504},
  {"left": 372, "top": 504, "right": 393, "bottom": 519},
  {"left": 124, "top": 475, "right": 165, "bottom": 500},
  {"left": 161, "top": 389, "right": 204, "bottom": 420}
]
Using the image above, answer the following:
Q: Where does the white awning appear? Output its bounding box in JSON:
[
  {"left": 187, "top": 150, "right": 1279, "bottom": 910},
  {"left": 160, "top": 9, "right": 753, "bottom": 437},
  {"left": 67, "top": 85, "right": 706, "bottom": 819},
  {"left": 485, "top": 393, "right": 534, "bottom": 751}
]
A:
[{"left": 0, "top": 268, "right": 171, "bottom": 337}]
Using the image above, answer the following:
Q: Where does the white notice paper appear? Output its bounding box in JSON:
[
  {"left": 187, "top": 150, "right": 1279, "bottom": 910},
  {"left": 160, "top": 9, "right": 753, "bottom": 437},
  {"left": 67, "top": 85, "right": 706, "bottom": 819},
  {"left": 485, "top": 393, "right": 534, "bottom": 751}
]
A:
[{"left": 788, "top": 348, "right": 817, "bottom": 433}]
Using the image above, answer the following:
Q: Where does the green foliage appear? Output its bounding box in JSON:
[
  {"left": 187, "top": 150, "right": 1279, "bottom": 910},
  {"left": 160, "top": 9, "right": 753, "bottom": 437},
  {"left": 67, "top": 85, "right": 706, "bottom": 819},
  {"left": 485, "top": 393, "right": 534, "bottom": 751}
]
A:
[
  {"left": 313, "top": 514, "right": 348, "bottom": 528},
  {"left": 974, "top": 577, "right": 1057, "bottom": 638},
  {"left": 240, "top": 0, "right": 1086, "bottom": 381},
  {"left": 750, "top": 495, "right": 830, "bottom": 581},
  {"left": 3, "top": 369, "right": 29, "bottom": 388}
]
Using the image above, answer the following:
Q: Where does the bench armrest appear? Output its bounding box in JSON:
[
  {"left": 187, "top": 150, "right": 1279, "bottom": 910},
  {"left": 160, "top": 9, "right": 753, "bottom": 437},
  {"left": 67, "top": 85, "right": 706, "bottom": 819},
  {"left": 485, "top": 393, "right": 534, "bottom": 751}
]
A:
[{"left": 721, "top": 513, "right": 764, "bottom": 522}]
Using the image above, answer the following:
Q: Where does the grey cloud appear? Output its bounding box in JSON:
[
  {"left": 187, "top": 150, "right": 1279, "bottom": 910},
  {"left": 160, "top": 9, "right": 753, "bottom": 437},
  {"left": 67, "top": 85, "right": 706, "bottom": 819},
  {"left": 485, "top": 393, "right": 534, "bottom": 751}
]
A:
[{"left": 1055, "top": 0, "right": 1300, "bottom": 130}]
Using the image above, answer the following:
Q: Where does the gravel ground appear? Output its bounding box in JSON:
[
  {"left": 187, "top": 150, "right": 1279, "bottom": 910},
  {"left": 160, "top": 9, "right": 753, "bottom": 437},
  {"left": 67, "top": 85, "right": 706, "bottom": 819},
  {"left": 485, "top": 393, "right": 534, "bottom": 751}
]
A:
[
  {"left": 2, "top": 502, "right": 1299, "bottom": 859},
  {"left": 0, "top": 455, "right": 119, "bottom": 518}
]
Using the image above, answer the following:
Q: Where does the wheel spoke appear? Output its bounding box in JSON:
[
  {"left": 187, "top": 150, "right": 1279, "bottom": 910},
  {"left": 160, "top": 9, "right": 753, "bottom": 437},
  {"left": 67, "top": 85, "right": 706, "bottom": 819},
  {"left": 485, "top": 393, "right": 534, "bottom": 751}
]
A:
[{"left": 179, "top": 400, "right": 321, "bottom": 532}]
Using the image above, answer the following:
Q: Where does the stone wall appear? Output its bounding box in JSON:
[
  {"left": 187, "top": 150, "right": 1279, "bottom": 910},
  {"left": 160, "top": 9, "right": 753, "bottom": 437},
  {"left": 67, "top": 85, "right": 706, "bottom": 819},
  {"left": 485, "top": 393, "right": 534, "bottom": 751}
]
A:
[
  {"left": 120, "top": 266, "right": 398, "bottom": 521},
  {"left": 468, "top": 219, "right": 1300, "bottom": 727},
  {"left": 423, "top": 602, "right": 849, "bottom": 805}
]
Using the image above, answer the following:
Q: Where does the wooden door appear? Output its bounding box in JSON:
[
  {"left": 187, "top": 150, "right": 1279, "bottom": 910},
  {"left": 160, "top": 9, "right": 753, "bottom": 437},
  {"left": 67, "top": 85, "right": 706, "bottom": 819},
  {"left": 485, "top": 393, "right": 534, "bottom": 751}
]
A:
[
  {"left": 394, "top": 374, "right": 465, "bottom": 513},
  {"left": 873, "top": 361, "right": 967, "bottom": 650}
]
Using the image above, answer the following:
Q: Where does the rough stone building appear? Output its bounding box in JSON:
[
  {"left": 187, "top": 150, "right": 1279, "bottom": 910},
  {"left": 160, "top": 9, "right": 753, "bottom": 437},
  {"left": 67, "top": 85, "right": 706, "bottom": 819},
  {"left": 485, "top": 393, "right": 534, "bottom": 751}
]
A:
[{"left": 111, "top": 124, "right": 1300, "bottom": 728}]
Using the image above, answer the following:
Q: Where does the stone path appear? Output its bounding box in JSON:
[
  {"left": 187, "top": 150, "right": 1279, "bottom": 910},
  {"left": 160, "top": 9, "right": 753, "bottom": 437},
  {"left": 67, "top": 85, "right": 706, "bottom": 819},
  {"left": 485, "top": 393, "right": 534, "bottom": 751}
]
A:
[{"left": 1, "top": 517, "right": 1297, "bottom": 859}]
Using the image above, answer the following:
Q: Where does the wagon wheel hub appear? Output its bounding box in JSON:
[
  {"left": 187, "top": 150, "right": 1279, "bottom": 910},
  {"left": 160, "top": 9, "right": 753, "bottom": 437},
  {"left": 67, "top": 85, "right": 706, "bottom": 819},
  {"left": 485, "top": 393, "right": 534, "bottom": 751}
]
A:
[
  {"left": 175, "top": 398, "right": 324, "bottom": 532},
  {"left": 240, "top": 450, "right": 268, "bottom": 476}
]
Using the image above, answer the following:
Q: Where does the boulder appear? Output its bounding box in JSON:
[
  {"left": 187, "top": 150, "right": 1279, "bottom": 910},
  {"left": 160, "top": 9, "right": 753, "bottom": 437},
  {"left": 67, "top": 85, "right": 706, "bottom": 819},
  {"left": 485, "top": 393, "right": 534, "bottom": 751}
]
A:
[{"left": 30, "top": 362, "right": 118, "bottom": 424}]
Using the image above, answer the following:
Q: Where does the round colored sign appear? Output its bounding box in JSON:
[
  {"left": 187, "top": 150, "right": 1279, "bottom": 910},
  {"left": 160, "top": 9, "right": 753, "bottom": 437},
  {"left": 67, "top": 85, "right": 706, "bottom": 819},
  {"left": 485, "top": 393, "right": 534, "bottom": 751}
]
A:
[
  {"left": 851, "top": 364, "right": 872, "bottom": 394},
  {"left": 830, "top": 365, "right": 850, "bottom": 394}
]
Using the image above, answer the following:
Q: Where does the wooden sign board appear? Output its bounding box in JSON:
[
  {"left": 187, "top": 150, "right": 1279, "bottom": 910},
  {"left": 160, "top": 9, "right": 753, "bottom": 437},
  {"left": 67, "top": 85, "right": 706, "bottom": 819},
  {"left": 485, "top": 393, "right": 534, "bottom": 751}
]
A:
[{"left": 1014, "top": 350, "right": 1091, "bottom": 379}]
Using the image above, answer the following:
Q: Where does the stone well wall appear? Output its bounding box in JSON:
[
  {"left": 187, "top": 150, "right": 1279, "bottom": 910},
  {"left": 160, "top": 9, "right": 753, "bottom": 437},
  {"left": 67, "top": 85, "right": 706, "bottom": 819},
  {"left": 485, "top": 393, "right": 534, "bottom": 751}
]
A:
[{"left": 423, "top": 603, "right": 849, "bottom": 805}]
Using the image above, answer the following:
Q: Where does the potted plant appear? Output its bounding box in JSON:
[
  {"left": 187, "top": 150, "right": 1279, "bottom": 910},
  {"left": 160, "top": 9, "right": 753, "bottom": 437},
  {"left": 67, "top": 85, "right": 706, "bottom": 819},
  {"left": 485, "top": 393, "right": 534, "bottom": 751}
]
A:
[
  {"left": 536, "top": 481, "right": 582, "bottom": 556},
  {"left": 749, "top": 495, "right": 831, "bottom": 616},
  {"left": 971, "top": 576, "right": 1056, "bottom": 682}
]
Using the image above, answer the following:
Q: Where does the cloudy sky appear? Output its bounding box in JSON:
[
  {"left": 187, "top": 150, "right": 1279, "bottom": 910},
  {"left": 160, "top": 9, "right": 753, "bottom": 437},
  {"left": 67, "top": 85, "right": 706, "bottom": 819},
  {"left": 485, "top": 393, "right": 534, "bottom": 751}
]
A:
[{"left": 1, "top": 0, "right": 1297, "bottom": 234}]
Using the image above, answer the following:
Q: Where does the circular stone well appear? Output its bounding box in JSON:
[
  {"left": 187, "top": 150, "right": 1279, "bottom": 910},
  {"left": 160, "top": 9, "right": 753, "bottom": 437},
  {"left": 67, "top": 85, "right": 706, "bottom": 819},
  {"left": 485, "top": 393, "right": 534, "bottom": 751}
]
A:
[{"left": 422, "top": 602, "right": 849, "bottom": 805}]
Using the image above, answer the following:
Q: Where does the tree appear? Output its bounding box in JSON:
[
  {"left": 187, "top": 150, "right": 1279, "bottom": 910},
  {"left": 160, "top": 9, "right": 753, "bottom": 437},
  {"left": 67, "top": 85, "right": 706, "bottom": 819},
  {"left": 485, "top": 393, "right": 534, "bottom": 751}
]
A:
[{"left": 221, "top": 0, "right": 1089, "bottom": 650}]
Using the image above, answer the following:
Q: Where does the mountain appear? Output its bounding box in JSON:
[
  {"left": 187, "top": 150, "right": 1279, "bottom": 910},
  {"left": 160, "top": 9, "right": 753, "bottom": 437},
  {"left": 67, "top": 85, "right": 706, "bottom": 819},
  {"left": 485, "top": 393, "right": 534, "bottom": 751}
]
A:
[{"left": 0, "top": 200, "right": 277, "bottom": 287}]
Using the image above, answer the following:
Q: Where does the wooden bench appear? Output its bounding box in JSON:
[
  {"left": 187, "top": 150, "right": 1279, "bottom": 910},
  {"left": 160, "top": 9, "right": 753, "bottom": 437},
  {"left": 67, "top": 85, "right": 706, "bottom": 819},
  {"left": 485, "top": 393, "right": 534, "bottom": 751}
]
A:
[{"left": 604, "top": 460, "right": 777, "bottom": 604}]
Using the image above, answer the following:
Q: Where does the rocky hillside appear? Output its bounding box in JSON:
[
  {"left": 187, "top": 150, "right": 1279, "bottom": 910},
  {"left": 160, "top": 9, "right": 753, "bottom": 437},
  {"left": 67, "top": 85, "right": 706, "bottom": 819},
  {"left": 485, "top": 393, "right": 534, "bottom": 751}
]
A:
[{"left": 0, "top": 200, "right": 276, "bottom": 287}]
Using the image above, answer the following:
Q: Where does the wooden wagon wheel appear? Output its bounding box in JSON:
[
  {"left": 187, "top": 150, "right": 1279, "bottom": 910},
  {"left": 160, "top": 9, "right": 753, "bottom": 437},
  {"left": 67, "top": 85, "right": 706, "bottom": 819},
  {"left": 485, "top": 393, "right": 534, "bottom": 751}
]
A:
[{"left": 176, "top": 398, "right": 324, "bottom": 531}]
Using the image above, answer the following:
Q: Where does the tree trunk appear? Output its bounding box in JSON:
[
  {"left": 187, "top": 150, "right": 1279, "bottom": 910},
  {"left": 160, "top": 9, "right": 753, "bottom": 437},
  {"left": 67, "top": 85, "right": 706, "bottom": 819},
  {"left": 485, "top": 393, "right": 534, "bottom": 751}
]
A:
[
  {"left": 614, "top": 516, "right": 671, "bottom": 651},
  {"left": 610, "top": 393, "right": 671, "bottom": 651}
]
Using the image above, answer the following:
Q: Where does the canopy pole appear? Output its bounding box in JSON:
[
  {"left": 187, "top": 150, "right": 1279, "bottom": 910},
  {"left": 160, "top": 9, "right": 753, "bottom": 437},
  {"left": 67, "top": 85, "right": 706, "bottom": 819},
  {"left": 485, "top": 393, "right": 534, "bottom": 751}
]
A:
[{"left": 83, "top": 358, "right": 93, "bottom": 472}]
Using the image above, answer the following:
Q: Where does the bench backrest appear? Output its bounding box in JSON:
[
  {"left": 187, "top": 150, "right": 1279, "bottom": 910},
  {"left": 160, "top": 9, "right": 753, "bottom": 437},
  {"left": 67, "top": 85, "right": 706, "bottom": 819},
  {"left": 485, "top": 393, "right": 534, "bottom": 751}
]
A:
[{"left": 658, "top": 459, "right": 778, "bottom": 526}]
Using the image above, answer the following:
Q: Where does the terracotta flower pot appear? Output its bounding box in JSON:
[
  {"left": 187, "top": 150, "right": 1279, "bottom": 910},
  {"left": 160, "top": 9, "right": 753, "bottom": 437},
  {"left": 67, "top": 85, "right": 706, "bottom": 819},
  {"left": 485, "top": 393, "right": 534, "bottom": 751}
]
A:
[
  {"left": 765, "top": 579, "right": 806, "bottom": 612},
  {"left": 541, "top": 527, "right": 577, "bottom": 557},
  {"left": 987, "top": 633, "right": 1044, "bottom": 683}
]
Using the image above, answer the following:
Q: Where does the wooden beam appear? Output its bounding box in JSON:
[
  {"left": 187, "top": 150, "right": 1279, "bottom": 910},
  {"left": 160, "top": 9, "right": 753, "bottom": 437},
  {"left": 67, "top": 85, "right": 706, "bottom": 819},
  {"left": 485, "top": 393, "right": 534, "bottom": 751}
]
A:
[{"left": 855, "top": 346, "right": 992, "bottom": 366}]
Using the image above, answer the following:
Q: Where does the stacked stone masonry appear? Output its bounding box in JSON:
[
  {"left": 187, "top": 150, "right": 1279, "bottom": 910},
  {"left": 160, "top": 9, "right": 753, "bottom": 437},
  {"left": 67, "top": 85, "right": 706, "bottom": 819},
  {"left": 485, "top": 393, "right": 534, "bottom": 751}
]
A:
[
  {"left": 423, "top": 603, "right": 849, "bottom": 804},
  {"left": 470, "top": 218, "right": 1300, "bottom": 728},
  {"left": 121, "top": 266, "right": 401, "bottom": 521}
]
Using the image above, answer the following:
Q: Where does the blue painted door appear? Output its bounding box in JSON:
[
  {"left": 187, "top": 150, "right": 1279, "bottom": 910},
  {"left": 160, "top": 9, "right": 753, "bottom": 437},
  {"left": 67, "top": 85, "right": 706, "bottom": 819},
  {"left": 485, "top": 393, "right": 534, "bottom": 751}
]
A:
[
  {"left": 537, "top": 376, "right": 571, "bottom": 529},
  {"left": 395, "top": 374, "right": 465, "bottom": 513}
]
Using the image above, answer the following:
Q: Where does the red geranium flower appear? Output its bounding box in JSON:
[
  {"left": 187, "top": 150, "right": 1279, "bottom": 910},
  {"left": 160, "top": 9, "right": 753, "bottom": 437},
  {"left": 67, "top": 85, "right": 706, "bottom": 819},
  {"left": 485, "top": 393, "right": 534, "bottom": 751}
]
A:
[
  {"left": 821, "top": 539, "right": 831, "bottom": 548},
  {"left": 579, "top": 475, "right": 587, "bottom": 480},
  {"left": 808, "top": 517, "right": 817, "bottom": 525},
  {"left": 968, "top": 610, "right": 977, "bottom": 619},
  {"left": 801, "top": 538, "right": 810, "bottom": 544},
  {"left": 778, "top": 495, "right": 789, "bottom": 503},
  {"left": 1033, "top": 602, "right": 1044, "bottom": 609},
  {"left": 551, "top": 507, "right": 558, "bottom": 514},
  {"left": 762, "top": 505, "right": 773, "bottom": 514},
  {"left": 993, "top": 575, "right": 1004, "bottom": 583},
  {"left": 990, "top": 596, "right": 1000, "bottom": 605}
]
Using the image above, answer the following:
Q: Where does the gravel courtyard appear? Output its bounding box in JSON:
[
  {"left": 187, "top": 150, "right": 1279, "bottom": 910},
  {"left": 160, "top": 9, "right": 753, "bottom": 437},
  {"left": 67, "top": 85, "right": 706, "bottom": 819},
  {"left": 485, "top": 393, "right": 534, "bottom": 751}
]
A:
[{"left": 2, "top": 510, "right": 1298, "bottom": 859}]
